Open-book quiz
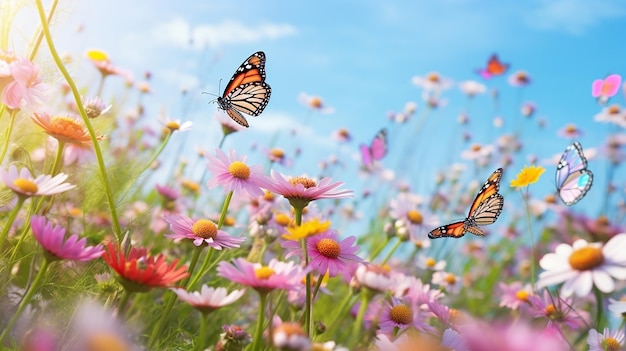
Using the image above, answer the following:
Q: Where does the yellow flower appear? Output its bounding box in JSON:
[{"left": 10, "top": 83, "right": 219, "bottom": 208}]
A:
[
  {"left": 510, "top": 165, "right": 545, "bottom": 188},
  {"left": 282, "top": 219, "right": 331, "bottom": 240}
]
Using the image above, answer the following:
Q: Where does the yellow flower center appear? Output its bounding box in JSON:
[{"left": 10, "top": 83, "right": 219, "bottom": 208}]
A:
[
  {"left": 604, "top": 337, "right": 622, "bottom": 351},
  {"left": 274, "top": 322, "right": 306, "bottom": 338},
  {"left": 309, "top": 97, "right": 323, "bottom": 108},
  {"left": 270, "top": 148, "right": 285, "bottom": 159},
  {"left": 69, "top": 207, "right": 83, "bottom": 217},
  {"left": 596, "top": 215, "right": 610, "bottom": 227},
  {"left": 86, "top": 50, "right": 110, "bottom": 62},
  {"left": 191, "top": 219, "right": 218, "bottom": 239},
  {"left": 568, "top": 246, "right": 604, "bottom": 271},
  {"left": 255, "top": 266, "right": 275, "bottom": 280},
  {"left": 444, "top": 273, "right": 457, "bottom": 285},
  {"left": 545, "top": 303, "right": 557, "bottom": 317},
  {"left": 316, "top": 238, "right": 341, "bottom": 258},
  {"left": 515, "top": 290, "right": 530, "bottom": 302},
  {"left": 608, "top": 105, "right": 621, "bottom": 114},
  {"left": 182, "top": 179, "right": 200, "bottom": 193},
  {"left": 565, "top": 124, "right": 578, "bottom": 133},
  {"left": 544, "top": 194, "right": 557, "bottom": 204},
  {"left": 425, "top": 258, "right": 436, "bottom": 268},
  {"left": 289, "top": 177, "right": 316, "bottom": 188},
  {"left": 275, "top": 213, "right": 292, "bottom": 227},
  {"left": 85, "top": 332, "right": 129, "bottom": 351},
  {"left": 389, "top": 304, "right": 413, "bottom": 325},
  {"left": 406, "top": 210, "right": 423, "bottom": 225},
  {"left": 338, "top": 128, "right": 349, "bottom": 138},
  {"left": 263, "top": 190, "right": 275, "bottom": 202},
  {"left": 166, "top": 121, "right": 180, "bottom": 131},
  {"left": 13, "top": 178, "right": 38, "bottom": 194},
  {"left": 449, "top": 308, "right": 463, "bottom": 323},
  {"left": 471, "top": 144, "right": 482, "bottom": 152},
  {"left": 516, "top": 71, "right": 529, "bottom": 82},
  {"left": 228, "top": 161, "right": 251, "bottom": 180},
  {"left": 223, "top": 216, "right": 236, "bottom": 227},
  {"left": 426, "top": 72, "right": 440, "bottom": 83},
  {"left": 51, "top": 116, "right": 87, "bottom": 138}
]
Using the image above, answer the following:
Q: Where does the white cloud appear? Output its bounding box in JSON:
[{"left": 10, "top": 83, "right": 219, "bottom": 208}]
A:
[
  {"left": 152, "top": 18, "right": 298, "bottom": 50},
  {"left": 524, "top": 0, "right": 626, "bottom": 35}
]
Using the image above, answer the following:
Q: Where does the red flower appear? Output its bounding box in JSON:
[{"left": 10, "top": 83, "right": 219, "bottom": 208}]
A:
[{"left": 103, "top": 243, "right": 189, "bottom": 293}]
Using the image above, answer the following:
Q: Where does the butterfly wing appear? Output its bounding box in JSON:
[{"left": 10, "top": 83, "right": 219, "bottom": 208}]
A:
[
  {"left": 370, "top": 128, "right": 388, "bottom": 160},
  {"left": 602, "top": 74, "right": 622, "bottom": 97},
  {"left": 556, "top": 142, "right": 592, "bottom": 206},
  {"left": 360, "top": 143, "right": 372, "bottom": 167},
  {"left": 428, "top": 221, "right": 467, "bottom": 239},
  {"left": 591, "top": 79, "right": 604, "bottom": 98},
  {"left": 556, "top": 142, "right": 588, "bottom": 183},
  {"left": 486, "top": 54, "right": 509, "bottom": 76},
  {"left": 466, "top": 168, "right": 503, "bottom": 219},
  {"left": 469, "top": 193, "right": 504, "bottom": 227},
  {"left": 222, "top": 51, "right": 267, "bottom": 97}
]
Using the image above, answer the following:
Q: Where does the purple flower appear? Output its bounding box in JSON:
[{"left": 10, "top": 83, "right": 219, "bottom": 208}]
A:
[
  {"left": 164, "top": 214, "right": 245, "bottom": 249},
  {"left": 205, "top": 148, "right": 271, "bottom": 198},
  {"left": 217, "top": 258, "right": 305, "bottom": 294},
  {"left": 31, "top": 215, "right": 104, "bottom": 262}
]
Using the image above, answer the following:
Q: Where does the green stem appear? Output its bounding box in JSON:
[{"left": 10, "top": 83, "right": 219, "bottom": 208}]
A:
[
  {"left": 34, "top": 140, "right": 66, "bottom": 215},
  {"left": 593, "top": 286, "right": 605, "bottom": 329},
  {"left": 116, "top": 289, "right": 133, "bottom": 320},
  {"left": 292, "top": 206, "right": 313, "bottom": 336},
  {"left": 138, "top": 131, "right": 172, "bottom": 177},
  {"left": 311, "top": 273, "right": 324, "bottom": 300},
  {"left": 251, "top": 291, "right": 268, "bottom": 351},
  {"left": 368, "top": 236, "right": 390, "bottom": 262},
  {"left": 326, "top": 289, "right": 358, "bottom": 335},
  {"left": 27, "top": 0, "right": 58, "bottom": 61},
  {"left": 521, "top": 189, "right": 536, "bottom": 290},
  {"left": 381, "top": 238, "right": 402, "bottom": 266},
  {"left": 196, "top": 312, "right": 209, "bottom": 351},
  {"left": 0, "top": 257, "right": 50, "bottom": 345},
  {"left": 351, "top": 289, "right": 373, "bottom": 341},
  {"left": 35, "top": 0, "right": 123, "bottom": 241},
  {"left": 217, "top": 191, "right": 234, "bottom": 229},
  {"left": 0, "top": 108, "right": 17, "bottom": 165},
  {"left": 187, "top": 248, "right": 213, "bottom": 289},
  {"left": 0, "top": 195, "right": 26, "bottom": 246}
]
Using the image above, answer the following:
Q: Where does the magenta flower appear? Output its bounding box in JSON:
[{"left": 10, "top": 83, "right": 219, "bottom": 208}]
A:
[
  {"left": 31, "top": 215, "right": 104, "bottom": 262},
  {"left": 2, "top": 57, "right": 47, "bottom": 109},
  {"left": 498, "top": 281, "right": 532, "bottom": 310},
  {"left": 205, "top": 148, "right": 272, "bottom": 198},
  {"left": 0, "top": 165, "right": 75, "bottom": 198},
  {"left": 378, "top": 297, "right": 433, "bottom": 336},
  {"left": 171, "top": 285, "right": 245, "bottom": 313},
  {"left": 528, "top": 290, "right": 589, "bottom": 331},
  {"left": 217, "top": 258, "right": 304, "bottom": 294},
  {"left": 282, "top": 230, "right": 362, "bottom": 282},
  {"left": 163, "top": 214, "right": 245, "bottom": 249},
  {"left": 266, "top": 170, "right": 353, "bottom": 209}
]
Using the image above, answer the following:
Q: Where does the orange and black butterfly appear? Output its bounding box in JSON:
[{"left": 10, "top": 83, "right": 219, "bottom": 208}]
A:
[
  {"left": 475, "top": 54, "right": 509, "bottom": 80},
  {"left": 217, "top": 51, "right": 271, "bottom": 127},
  {"left": 428, "top": 168, "right": 504, "bottom": 239}
]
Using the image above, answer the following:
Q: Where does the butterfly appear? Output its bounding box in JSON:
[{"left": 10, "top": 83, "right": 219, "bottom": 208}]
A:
[
  {"left": 592, "top": 74, "right": 622, "bottom": 105},
  {"left": 216, "top": 51, "right": 271, "bottom": 128},
  {"left": 556, "top": 142, "right": 593, "bottom": 206},
  {"left": 429, "top": 168, "right": 504, "bottom": 239},
  {"left": 475, "top": 54, "right": 510, "bottom": 80},
  {"left": 360, "top": 128, "right": 388, "bottom": 168}
]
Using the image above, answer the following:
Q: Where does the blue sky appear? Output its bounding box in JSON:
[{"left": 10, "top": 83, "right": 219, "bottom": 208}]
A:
[{"left": 10, "top": 0, "right": 626, "bottom": 225}]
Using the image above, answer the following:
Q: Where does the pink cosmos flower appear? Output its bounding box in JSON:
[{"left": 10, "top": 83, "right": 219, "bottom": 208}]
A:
[
  {"left": 412, "top": 72, "right": 453, "bottom": 91},
  {"left": 498, "top": 281, "right": 532, "bottom": 310},
  {"left": 508, "top": 70, "right": 531, "bottom": 87},
  {"left": 378, "top": 297, "right": 434, "bottom": 335},
  {"left": 354, "top": 264, "right": 396, "bottom": 293},
  {"left": 0, "top": 165, "right": 75, "bottom": 197},
  {"left": 2, "top": 58, "right": 46, "bottom": 109},
  {"left": 557, "top": 123, "right": 583, "bottom": 139},
  {"left": 388, "top": 194, "right": 439, "bottom": 239},
  {"left": 298, "top": 92, "right": 335, "bottom": 114},
  {"left": 432, "top": 271, "right": 462, "bottom": 294},
  {"left": 459, "top": 321, "right": 569, "bottom": 351},
  {"left": 31, "top": 215, "right": 104, "bottom": 261},
  {"left": 594, "top": 104, "right": 626, "bottom": 128},
  {"left": 266, "top": 170, "right": 353, "bottom": 209},
  {"left": 217, "top": 258, "right": 305, "bottom": 294},
  {"left": 587, "top": 328, "right": 625, "bottom": 351},
  {"left": 171, "top": 285, "right": 245, "bottom": 313},
  {"left": 528, "top": 290, "right": 589, "bottom": 331},
  {"left": 592, "top": 74, "right": 622, "bottom": 105},
  {"left": 205, "top": 148, "right": 272, "bottom": 198},
  {"left": 163, "top": 214, "right": 245, "bottom": 249},
  {"left": 282, "top": 230, "right": 363, "bottom": 281}
]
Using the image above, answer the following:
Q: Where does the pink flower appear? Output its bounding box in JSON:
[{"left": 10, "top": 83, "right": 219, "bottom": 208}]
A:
[
  {"left": 378, "top": 297, "right": 434, "bottom": 335},
  {"left": 508, "top": 70, "right": 531, "bottom": 87},
  {"left": 205, "top": 148, "right": 272, "bottom": 198},
  {"left": 282, "top": 230, "right": 363, "bottom": 281},
  {"left": 31, "top": 215, "right": 104, "bottom": 261},
  {"left": 217, "top": 258, "right": 305, "bottom": 294},
  {"left": 164, "top": 214, "right": 245, "bottom": 249},
  {"left": 528, "top": 290, "right": 589, "bottom": 331},
  {"left": 0, "top": 165, "right": 75, "bottom": 198},
  {"left": 266, "top": 170, "right": 353, "bottom": 209},
  {"left": 171, "top": 285, "right": 245, "bottom": 313},
  {"left": 440, "top": 328, "right": 468, "bottom": 351},
  {"left": 587, "top": 328, "right": 625, "bottom": 351},
  {"left": 298, "top": 92, "right": 335, "bottom": 114},
  {"left": 459, "top": 320, "right": 570, "bottom": 351},
  {"left": 556, "top": 123, "right": 583, "bottom": 139},
  {"left": 498, "top": 281, "right": 532, "bottom": 310},
  {"left": 2, "top": 58, "right": 46, "bottom": 109}
]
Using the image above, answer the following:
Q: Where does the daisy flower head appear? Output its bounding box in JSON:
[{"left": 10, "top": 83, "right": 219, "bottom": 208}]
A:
[
  {"left": 102, "top": 243, "right": 189, "bottom": 293},
  {"left": 81, "top": 96, "right": 111, "bottom": 119},
  {"left": 160, "top": 116, "right": 192, "bottom": 133},
  {"left": 458, "top": 80, "right": 486, "bottom": 97},
  {"left": 265, "top": 147, "right": 293, "bottom": 167},
  {"left": 282, "top": 218, "right": 331, "bottom": 240},
  {"left": 498, "top": 281, "right": 532, "bottom": 310},
  {"left": 510, "top": 164, "right": 545, "bottom": 188},
  {"left": 31, "top": 215, "right": 104, "bottom": 262},
  {"left": 528, "top": 290, "right": 589, "bottom": 330},
  {"left": 608, "top": 297, "right": 626, "bottom": 317},
  {"left": 508, "top": 70, "right": 531, "bottom": 87},
  {"left": 205, "top": 148, "right": 272, "bottom": 198},
  {"left": 31, "top": 112, "right": 97, "bottom": 145},
  {"left": 594, "top": 104, "right": 626, "bottom": 128},
  {"left": 460, "top": 143, "right": 495, "bottom": 166},
  {"left": 557, "top": 123, "right": 583, "bottom": 139},
  {"left": 164, "top": 213, "right": 245, "bottom": 250},
  {"left": 0, "top": 165, "right": 75, "bottom": 198},
  {"left": 272, "top": 322, "right": 310, "bottom": 351},
  {"left": 537, "top": 233, "right": 626, "bottom": 297},
  {"left": 378, "top": 297, "right": 433, "bottom": 336},
  {"left": 266, "top": 170, "right": 353, "bottom": 211},
  {"left": 298, "top": 92, "right": 335, "bottom": 114},
  {"left": 332, "top": 127, "right": 352, "bottom": 142},
  {"left": 587, "top": 328, "right": 625, "bottom": 351},
  {"left": 353, "top": 264, "right": 395, "bottom": 293},
  {"left": 217, "top": 258, "right": 304, "bottom": 294},
  {"left": 412, "top": 72, "right": 453, "bottom": 91},
  {"left": 432, "top": 271, "right": 462, "bottom": 294},
  {"left": 416, "top": 255, "right": 446, "bottom": 272},
  {"left": 171, "top": 285, "right": 245, "bottom": 314}
]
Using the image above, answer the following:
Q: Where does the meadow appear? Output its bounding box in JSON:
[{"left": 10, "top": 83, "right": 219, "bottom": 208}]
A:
[{"left": 1, "top": 1, "right": 626, "bottom": 351}]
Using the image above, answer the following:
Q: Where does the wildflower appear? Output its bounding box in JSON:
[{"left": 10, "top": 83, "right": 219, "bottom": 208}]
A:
[
  {"left": 331, "top": 127, "right": 352, "bottom": 142},
  {"left": 0, "top": 165, "right": 75, "bottom": 197},
  {"left": 521, "top": 102, "right": 536, "bottom": 118},
  {"left": 608, "top": 297, "right": 626, "bottom": 316},
  {"left": 218, "top": 325, "right": 252, "bottom": 350},
  {"left": 298, "top": 92, "right": 335, "bottom": 114},
  {"left": 63, "top": 142, "right": 95, "bottom": 166},
  {"left": 510, "top": 165, "right": 545, "bottom": 188},
  {"left": 592, "top": 74, "right": 622, "bottom": 105},
  {"left": 498, "top": 281, "right": 532, "bottom": 310},
  {"left": 272, "top": 322, "right": 310, "bottom": 351},
  {"left": 536, "top": 234, "right": 626, "bottom": 297},
  {"left": 378, "top": 297, "right": 433, "bottom": 336},
  {"left": 31, "top": 216, "right": 104, "bottom": 262},
  {"left": 594, "top": 104, "right": 626, "bottom": 128},
  {"left": 81, "top": 96, "right": 111, "bottom": 118},
  {"left": 412, "top": 72, "right": 453, "bottom": 91},
  {"left": 85, "top": 50, "right": 122, "bottom": 77},
  {"left": 282, "top": 230, "right": 363, "bottom": 281},
  {"left": 389, "top": 194, "right": 439, "bottom": 239},
  {"left": 266, "top": 170, "right": 353, "bottom": 210},
  {"left": 528, "top": 290, "right": 589, "bottom": 330},
  {"left": 31, "top": 113, "right": 98, "bottom": 145},
  {"left": 459, "top": 320, "right": 570, "bottom": 351},
  {"left": 432, "top": 271, "right": 462, "bottom": 294},
  {"left": 217, "top": 258, "right": 304, "bottom": 294},
  {"left": 266, "top": 147, "right": 293, "bottom": 167},
  {"left": 458, "top": 80, "right": 486, "bottom": 97},
  {"left": 2, "top": 57, "right": 46, "bottom": 109},
  {"left": 416, "top": 255, "right": 446, "bottom": 272},
  {"left": 164, "top": 214, "right": 245, "bottom": 249},
  {"left": 508, "top": 70, "right": 531, "bottom": 87},
  {"left": 587, "top": 328, "right": 625, "bottom": 351},
  {"left": 102, "top": 243, "right": 189, "bottom": 292},
  {"left": 354, "top": 264, "right": 395, "bottom": 293},
  {"left": 557, "top": 123, "right": 583, "bottom": 139},
  {"left": 160, "top": 116, "right": 192, "bottom": 133},
  {"left": 282, "top": 218, "right": 331, "bottom": 240},
  {"left": 460, "top": 143, "right": 495, "bottom": 164},
  {"left": 206, "top": 148, "right": 271, "bottom": 198},
  {"left": 171, "top": 285, "right": 245, "bottom": 314},
  {"left": 440, "top": 328, "right": 468, "bottom": 351}
]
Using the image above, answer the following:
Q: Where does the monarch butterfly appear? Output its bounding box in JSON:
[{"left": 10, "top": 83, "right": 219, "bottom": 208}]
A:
[
  {"left": 217, "top": 51, "right": 271, "bottom": 128},
  {"left": 475, "top": 54, "right": 509, "bottom": 80},
  {"left": 556, "top": 142, "right": 593, "bottom": 206},
  {"left": 429, "top": 168, "right": 504, "bottom": 239},
  {"left": 360, "top": 128, "right": 388, "bottom": 168}
]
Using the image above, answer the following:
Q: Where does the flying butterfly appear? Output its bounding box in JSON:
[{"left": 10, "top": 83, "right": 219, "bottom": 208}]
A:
[
  {"left": 429, "top": 168, "right": 504, "bottom": 239},
  {"left": 556, "top": 142, "right": 593, "bottom": 206},
  {"left": 360, "top": 128, "right": 388, "bottom": 168},
  {"left": 475, "top": 54, "right": 510, "bottom": 80},
  {"left": 216, "top": 51, "right": 271, "bottom": 128}
]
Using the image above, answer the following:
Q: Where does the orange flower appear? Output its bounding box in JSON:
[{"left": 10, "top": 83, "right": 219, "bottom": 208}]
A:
[{"left": 31, "top": 112, "right": 100, "bottom": 145}]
